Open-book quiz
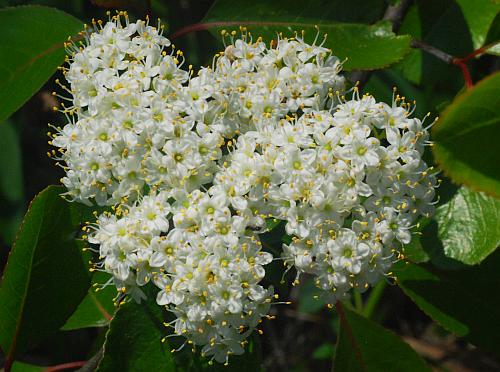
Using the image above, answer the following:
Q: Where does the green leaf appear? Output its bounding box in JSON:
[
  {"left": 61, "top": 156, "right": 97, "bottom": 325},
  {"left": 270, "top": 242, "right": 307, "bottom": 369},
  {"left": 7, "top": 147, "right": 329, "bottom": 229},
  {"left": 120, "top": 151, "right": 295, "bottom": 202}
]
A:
[
  {"left": 393, "top": 251, "right": 500, "bottom": 356},
  {"left": 0, "top": 6, "right": 83, "bottom": 123},
  {"left": 62, "top": 272, "right": 117, "bottom": 330},
  {"left": 455, "top": 0, "right": 500, "bottom": 54},
  {"left": 0, "top": 120, "right": 23, "bottom": 202},
  {"left": 0, "top": 186, "right": 90, "bottom": 361},
  {"left": 405, "top": 185, "right": 500, "bottom": 268},
  {"left": 96, "top": 293, "right": 176, "bottom": 372},
  {"left": 429, "top": 187, "right": 500, "bottom": 265},
  {"left": 432, "top": 72, "right": 500, "bottom": 197},
  {"left": 333, "top": 305, "right": 430, "bottom": 371},
  {"left": 197, "top": 0, "right": 411, "bottom": 70}
]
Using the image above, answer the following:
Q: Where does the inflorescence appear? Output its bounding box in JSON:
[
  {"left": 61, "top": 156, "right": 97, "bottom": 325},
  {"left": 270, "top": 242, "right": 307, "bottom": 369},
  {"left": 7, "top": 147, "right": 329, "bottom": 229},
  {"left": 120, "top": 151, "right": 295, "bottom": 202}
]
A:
[{"left": 49, "top": 13, "right": 437, "bottom": 364}]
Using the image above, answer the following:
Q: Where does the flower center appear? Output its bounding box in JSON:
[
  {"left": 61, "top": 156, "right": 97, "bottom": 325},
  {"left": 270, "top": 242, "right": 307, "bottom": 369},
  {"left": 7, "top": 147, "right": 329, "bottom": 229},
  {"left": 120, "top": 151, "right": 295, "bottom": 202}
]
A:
[
  {"left": 343, "top": 247, "right": 353, "bottom": 258},
  {"left": 357, "top": 146, "right": 367, "bottom": 155}
]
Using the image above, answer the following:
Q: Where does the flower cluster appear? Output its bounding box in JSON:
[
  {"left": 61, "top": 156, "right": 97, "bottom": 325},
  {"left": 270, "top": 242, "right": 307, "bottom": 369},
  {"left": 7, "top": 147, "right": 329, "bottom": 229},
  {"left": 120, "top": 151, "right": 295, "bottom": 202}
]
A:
[
  {"left": 206, "top": 30, "right": 345, "bottom": 137},
  {"left": 88, "top": 190, "right": 273, "bottom": 363},
  {"left": 51, "top": 16, "right": 221, "bottom": 205},
  {"left": 215, "top": 94, "right": 437, "bottom": 303},
  {"left": 51, "top": 14, "right": 437, "bottom": 364},
  {"left": 51, "top": 22, "right": 344, "bottom": 206}
]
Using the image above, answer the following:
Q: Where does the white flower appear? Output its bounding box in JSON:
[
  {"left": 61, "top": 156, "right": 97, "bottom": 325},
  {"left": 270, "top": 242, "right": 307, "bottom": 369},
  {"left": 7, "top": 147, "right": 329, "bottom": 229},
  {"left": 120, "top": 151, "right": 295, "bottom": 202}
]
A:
[{"left": 327, "top": 229, "right": 370, "bottom": 274}]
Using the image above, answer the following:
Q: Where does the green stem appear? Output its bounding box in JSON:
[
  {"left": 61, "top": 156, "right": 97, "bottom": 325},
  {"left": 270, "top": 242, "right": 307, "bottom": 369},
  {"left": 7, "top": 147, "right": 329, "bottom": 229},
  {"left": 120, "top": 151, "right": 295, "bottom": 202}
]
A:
[{"left": 362, "top": 281, "right": 387, "bottom": 319}]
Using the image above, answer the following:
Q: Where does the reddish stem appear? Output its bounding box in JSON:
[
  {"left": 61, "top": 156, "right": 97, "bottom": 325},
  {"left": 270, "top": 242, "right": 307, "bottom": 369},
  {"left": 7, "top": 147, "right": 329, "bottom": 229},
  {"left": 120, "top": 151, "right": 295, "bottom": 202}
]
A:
[
  {"left": 460, "top": 42, "right": 498, "bottom": 62},
  {"left": 335, "top": 302, "right": 366, "bottom": 371},
  {"left": 43, "top": 361, "right": 86, "bottom": 372},
  {"left": 453, "top": 60, "right": 473, "bottom": 89},
  {"left": 451, "top": 41, "right": 499, "bottom": 89}
]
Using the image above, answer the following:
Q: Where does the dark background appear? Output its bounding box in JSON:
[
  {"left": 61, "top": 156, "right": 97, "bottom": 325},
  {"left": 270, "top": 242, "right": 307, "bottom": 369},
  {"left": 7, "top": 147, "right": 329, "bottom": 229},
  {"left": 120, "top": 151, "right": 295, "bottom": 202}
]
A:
[{"left": 0, "top": 0, "right": 499, "bottom": 370}]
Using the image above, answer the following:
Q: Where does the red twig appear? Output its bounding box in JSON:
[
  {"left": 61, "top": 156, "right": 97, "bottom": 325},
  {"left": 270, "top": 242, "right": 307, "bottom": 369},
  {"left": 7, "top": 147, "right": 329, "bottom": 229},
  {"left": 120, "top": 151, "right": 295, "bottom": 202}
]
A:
[
  {"left": 335, "top": 302, "right": 366, "bottom": 371},
  {"left": 451, "top": 41, "right": 499, "bottom": 89},
  {"left": 43, "top": 361, "right": 87, "bottom": 372},
  {"left": 412, "top": 39, "right": 500, "bottom": 89},
  {"left": 460, "top": 42, "right": 499, "bottom": 62},
  {"left": 453, "top": 60, "right": 473, "bottom": 88}
]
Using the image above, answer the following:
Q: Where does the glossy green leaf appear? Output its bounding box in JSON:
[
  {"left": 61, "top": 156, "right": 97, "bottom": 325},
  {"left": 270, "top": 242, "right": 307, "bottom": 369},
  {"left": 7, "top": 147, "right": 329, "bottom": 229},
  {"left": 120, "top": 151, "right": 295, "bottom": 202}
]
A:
[
  {"left": 333, "top": 305, "right": 430, "bottom": 371},
  {"left": 199, "top": 0, "right": 411, "bottom": 70},
  {"left": 432, "top": 72, "right": 500, "bottom": 197},
  {"left": 62, "top": 272, "right": 117, "bottom": 330},
  {"left": 0, "top": 6, "right": 83, "bottom": 123},
  {"left": 0, "top": 186, "right": 90, "bottom": 361},
  {"left": 431, "top": 187, "right": 500, "bottom": 265},
  {"left": 96, "top": 293, "right": 176, "bottom": 372},
  {"left": 455, "top": 0, "right": 500, "bottom": 54},
  {"left": 0, "top": 121, "right": 23, "bottom": 202},
  {"left": 394, "top": 251, "right": 500, "bottom": 356},
  {"left": 404, "top": 185, "right": 500, "bottom": 268}
]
